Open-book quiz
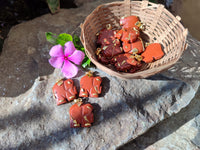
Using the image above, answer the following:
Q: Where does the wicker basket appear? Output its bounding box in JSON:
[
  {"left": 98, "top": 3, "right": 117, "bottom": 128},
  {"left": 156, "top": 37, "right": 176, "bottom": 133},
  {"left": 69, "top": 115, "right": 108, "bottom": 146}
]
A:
[{"left": 80, "top": 0, "right": 188, "bottom": 79}]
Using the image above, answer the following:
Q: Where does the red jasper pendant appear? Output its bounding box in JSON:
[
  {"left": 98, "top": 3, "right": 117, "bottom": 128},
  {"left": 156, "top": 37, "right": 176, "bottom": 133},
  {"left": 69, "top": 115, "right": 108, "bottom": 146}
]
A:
[
  {"left": 123, "top": 37, "right": 144, "bottom": 54},
  {"left": 141, "top": 43, "right": 164, "bottom": 63},
  {"left": 69, "top": 100, "right": 94, "bottom": 128},
  {"left": 120, "top": 16, "right": 140, "bottom": 30},
  {"left": 121, "top": 28, "right": 140, "bottom": 43},
  {"left": 79, "top": 72, "right": 102, "bottom": 98},
  {"left": 96, "top": 25, "right": 120, "bottom": 46},
  {"left": 52, "top": 79, "right": 77, "bottom": 105},
  {"left": 112, "top": 53, "right": 139, "bottom": 72},
  {"left": 100, "top": 44, "right": 123, "bottom": 58}
]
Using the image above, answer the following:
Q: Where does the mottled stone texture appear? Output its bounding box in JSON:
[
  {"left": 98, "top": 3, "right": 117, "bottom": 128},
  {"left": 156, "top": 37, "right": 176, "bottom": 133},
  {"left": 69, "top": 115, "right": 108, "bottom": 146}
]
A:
[
  {"left": 0, "top": 69, "right": 198, "bottom": 150},
  {"left": 119, "top": 88, "right": 200, "bottom": 150},
  {"left": 0, "top": 1, "right": 199, "bottom": 150}
]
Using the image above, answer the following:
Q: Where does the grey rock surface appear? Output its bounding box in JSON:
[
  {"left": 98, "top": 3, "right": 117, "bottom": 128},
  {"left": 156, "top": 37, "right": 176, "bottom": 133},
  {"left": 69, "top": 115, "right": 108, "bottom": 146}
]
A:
[
  {"left": 74, "top": 0, "right": 96, "bottom": 7},
  {"left": 0, "top": 1, "right": 200, "bottom": 150},
  {"left": 119, "top": 87, "right": 200, "bottom": 150},
  {"left": 0, "top": 69, "right": 198, "bottom": 150}
]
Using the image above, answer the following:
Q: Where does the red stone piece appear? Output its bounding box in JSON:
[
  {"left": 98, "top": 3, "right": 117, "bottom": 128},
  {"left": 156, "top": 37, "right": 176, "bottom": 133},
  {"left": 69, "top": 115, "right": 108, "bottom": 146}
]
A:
[
  {"left": 141, "top": 43, "right": 164, "bottom": 63},
  {"left": 79, "top": 72, "right": 102, "bottom": 98},
  {"left": 120, "top": 15, "right": 144, "bottom": 31},
  {"left": 115, "top": 28, "right": 140, "bottom": 44},
  {"left": 52, "top": 79, "right": 77, "bottom": 105},
  {"left": 114, "top": 29, "right": 123, "bottom": 40},
  {"left": 123, "top": 37, "right": 144, "bottom": 54},
  {"left": 100, "top": 44, "right": 123, "bottom": 58},
  {"left": 121, "top": 28, "right": 140, "bottom": 43},
  {"left": 112, "top": 53, "right": 140, "bottom": 72},
  {"left": 96, "top": 26, "right": 120, "bottom": 46},
  {"left": 129, "top": 64, "right": 142, "bottom": 73},
  {"left": 96, "top": 52, "right": 110, "bottom": 65},
  {"left": 69, "top": 101, "right": 94, "bottom": 128},
  {"left": 120, "top": 16, "right": 140, "bottom": 30},
  {"left": 96, "top": 25, "right": 123, "bottom": 64}
]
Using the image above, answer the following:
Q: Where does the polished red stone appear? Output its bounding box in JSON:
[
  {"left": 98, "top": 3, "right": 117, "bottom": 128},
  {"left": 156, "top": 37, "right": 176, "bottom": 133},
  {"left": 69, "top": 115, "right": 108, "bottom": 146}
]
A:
[
  {"left": 69, "top": 102, "right": 94, "bottom": 128},
  {"left": 52, "top": 79, "right": 77, "bottom": 105}
]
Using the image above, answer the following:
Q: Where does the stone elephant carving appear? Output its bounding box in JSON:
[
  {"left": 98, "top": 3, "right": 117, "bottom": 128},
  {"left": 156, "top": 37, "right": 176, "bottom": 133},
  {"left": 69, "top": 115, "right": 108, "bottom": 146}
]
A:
[
  {"left": 79, "top": 73, "right": 102, "bottom": 98},
  {"left": 69, "top": 101, "right": 94, "bottom": 128},
  {"left": 52, "top": 79, "right": 77, "bottom": 105}
]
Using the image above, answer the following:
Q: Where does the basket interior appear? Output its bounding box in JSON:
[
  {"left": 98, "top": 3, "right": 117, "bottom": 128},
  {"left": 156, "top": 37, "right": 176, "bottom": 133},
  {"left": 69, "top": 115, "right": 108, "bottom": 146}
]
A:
[{"left": 81, "top": 1, "right": 188, "bottom": 78}]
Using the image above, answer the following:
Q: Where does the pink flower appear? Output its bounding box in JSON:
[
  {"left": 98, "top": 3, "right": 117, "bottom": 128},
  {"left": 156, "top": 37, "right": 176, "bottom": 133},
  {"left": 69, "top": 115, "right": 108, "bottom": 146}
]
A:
[{"left": 49, "top": 41, "right": 85, "bottom": 78}]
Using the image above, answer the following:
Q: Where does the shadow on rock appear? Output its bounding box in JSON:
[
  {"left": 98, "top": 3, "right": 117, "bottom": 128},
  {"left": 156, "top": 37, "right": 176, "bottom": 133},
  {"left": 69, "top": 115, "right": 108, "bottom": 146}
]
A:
[
  {"left": 146, "top": 73, "right": 179, "bottom": 81},
  {"left": 6, "top": 125, "right": 83, "bottom": 150},
  {"left": 0, "top": 104, "right": 50, "bottom": 131},
  {"left": 100, "top": 77, "right": 110, "bottom": 97},
  {"left": 92, "top": 103, "right": 102, "bottom": 126}
]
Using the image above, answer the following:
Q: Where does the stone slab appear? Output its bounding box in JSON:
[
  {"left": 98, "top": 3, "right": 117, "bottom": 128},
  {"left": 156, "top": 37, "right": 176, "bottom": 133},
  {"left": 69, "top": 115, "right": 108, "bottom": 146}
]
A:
[
  {"left": 0, "top": 69, "right": 199, "bottom": 150},
  {"left": 0, "top": 1, "right": 200, "bottom": 150}
]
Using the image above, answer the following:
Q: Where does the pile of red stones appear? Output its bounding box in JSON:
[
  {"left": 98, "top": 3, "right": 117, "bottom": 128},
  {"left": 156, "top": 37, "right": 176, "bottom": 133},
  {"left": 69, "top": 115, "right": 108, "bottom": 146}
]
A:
[{"left": 95, "top": 15, "right": 164, "bottom": 73}]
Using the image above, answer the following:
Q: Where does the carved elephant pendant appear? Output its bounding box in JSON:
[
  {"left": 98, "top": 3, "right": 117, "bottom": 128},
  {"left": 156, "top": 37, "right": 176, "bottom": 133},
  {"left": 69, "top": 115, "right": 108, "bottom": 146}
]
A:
[
  {"left": 52, "top": 79, "right": 77, "bottom": 105},
  {"left": 69, "top": 102, "right": 94, "bottom": 128},
  {"left": 79, "top": 73, "right": 102, "bottom": 98}
]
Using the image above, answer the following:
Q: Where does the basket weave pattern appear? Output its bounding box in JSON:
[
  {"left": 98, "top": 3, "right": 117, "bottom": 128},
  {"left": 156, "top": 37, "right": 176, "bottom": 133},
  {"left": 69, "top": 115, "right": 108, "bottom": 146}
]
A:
[{"left": 81, "top": 0, "right": 188, "bottom": 79}]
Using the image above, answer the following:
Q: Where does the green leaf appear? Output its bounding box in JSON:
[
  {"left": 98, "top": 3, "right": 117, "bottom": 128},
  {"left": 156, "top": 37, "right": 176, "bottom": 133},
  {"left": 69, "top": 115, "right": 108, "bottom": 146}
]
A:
[
  {"left": 81, "top": 47, "right": 85, "bottom": 51},
  {"left": 46, "top": 0, "right": 60, "bottom": 14},
  {"left": 72, "top": 35, "right": 85, "bottom": 51},
  {"left": 45, "top": 32, "right": 57, "bottom": 45},
  {"left": 56, "top": 33, "right": 73, "bottom": 46},
  {"left": 73, "top": 35, "right": 80, "bottom": 43},
  {"left": 82, "top": 58, "right": 91, "bottom": 68},
  {"left": 71, "top": 35, "right": 91, "bottom": 68},
  {"left": 73, "top": 35, "right": 81, "bottom": 49},
  {"left": 45, "top": 32, "right": 73, "bottom": 46}
]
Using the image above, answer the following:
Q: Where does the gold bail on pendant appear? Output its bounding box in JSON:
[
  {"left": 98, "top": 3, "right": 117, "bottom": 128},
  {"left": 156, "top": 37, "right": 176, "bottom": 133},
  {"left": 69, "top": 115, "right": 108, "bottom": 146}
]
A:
[
  {"left": 86, "top": 71, "right": 93, "bottom": 77},
  {"left": 74, "top": 98, "right": 82, "bottom": 103}
]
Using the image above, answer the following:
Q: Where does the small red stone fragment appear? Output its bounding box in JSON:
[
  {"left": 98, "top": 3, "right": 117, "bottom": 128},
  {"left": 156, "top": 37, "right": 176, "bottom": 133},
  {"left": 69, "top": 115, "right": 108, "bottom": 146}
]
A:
[
  {"left": 112, "top": 53, "right": 140, "bottom": 72},
  {"left": 115, "top": 29, "right": 123, "bottom": 40}
]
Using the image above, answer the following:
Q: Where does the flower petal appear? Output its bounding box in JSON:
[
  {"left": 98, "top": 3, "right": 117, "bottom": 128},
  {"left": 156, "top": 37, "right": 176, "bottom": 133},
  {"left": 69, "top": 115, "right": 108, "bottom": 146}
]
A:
[
  {"left": 49, "top": 45, "right": 64, "bottom": 57},
  {"left": 49, "top": 57, "right": 64, "bottom": 68},
  {"left": 64, "top": 41, "right": 76, "bottom": 56},
  {"left": 68, "top": 50, "right": 85, "bottom": 65},
  {"left": 61, "top": 60, "right": 78, "bottom": 78}
]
